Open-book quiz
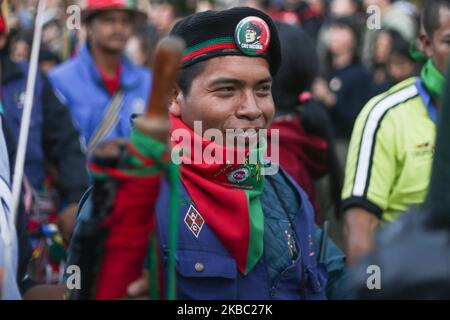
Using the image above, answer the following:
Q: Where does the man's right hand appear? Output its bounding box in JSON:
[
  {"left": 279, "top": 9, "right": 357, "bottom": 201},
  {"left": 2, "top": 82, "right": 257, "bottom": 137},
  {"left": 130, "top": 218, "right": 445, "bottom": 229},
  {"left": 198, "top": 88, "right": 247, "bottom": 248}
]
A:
[{"left": 343, "top": 207, "right": 380, "bottom": 266}]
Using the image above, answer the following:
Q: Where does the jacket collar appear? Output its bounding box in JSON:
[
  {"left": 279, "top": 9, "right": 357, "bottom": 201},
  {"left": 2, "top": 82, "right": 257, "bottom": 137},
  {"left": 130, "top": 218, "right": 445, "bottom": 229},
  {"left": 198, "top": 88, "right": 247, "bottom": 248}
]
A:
[{"left": 78, "top": 43, "right": 141, "bottom": 90}]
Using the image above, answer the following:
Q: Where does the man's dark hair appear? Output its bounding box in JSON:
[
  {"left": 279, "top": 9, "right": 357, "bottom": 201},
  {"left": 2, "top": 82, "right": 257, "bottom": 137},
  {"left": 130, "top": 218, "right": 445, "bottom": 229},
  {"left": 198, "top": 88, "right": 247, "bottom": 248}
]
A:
[
  {"left": 422, "top": 0, "right": 450, "bottom": 37},
  {"left": 177, "top": 61, "right": 207, "bottom": 96}
]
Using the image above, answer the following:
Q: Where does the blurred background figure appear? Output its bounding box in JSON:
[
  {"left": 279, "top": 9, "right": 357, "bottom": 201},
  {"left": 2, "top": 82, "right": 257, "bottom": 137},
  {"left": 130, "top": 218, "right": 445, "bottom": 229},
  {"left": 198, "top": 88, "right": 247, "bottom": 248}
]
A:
[
  {"left": 361, "top": 0, "right": 417, "bottom": 67},
  {"left": 146, "top": 0, "right": 195, "bottom": 35},
  {"left": 371, "top": 28, "right": 419, "bottom": 95},
  {"left": 313, "top": 16, "right": 372, "bottom": 166},
  {"left": 146, "top": 0, "right": 177, "bottom": 35},
  {"left": 269, "top": 21, "right": 342, "bottom": 225},
  {"left": 48, "top": 0, "right": 152, "bottom": 149},
  {"left": 39, "top": 46, "right": 62, "bottom": 74},
  {"left": 125, "top": 23, "right": 159, "bottom": 69},
  {"left": 1, "top": 0, "right": 89, "bottom": 291},
  {"left": 268, "top": 0, "right": 327, "bottom": 42},
  {"left": 330, "top": 0, "right": 360, "bottom": 16},
  {"left": 8, "top": 29, "right": 31, "bottom": 62},
  {"left": 16, "top": 0, "right": 38, "bottom": 30},
  {"left": 371, "top": 28, "right": 395, "bottom": 93},
  {"left": 386, "top": 31, "right": 418, "bottom": 83},
  {"left": 316, "top": 0, "right": 365, "bottom": 61},
  {"left": 42, "top": 19, "right": 62, "bottom": 54}
]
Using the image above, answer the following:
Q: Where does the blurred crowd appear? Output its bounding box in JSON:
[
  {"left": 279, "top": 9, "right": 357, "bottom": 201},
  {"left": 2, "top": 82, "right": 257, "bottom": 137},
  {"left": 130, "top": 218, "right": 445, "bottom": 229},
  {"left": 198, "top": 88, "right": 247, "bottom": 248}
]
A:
[
  {"left": 5, "top": 0, "right": 421, "bottom": 170},
  {"left": 4, "top": 0, "right": 421, "bottom": 88},
  {"left": 3, "top": 0, "right": 424, "bottom": 152}
]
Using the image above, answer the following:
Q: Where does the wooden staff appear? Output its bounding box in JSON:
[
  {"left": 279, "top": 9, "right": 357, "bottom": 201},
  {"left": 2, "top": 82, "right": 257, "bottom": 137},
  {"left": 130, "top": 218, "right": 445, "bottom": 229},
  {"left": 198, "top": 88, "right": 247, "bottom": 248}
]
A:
[{"left": 134, "top": 37, "right": 184, "bottom": 142}]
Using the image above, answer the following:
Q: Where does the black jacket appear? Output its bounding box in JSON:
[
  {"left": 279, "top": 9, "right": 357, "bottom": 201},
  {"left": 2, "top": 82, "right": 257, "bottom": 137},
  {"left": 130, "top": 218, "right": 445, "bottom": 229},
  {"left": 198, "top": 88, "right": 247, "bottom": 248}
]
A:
[
  {"left": 1, "top": 53, "right": 88, "bottom": 204},
  {"left": 1, "top": 53, "right": 89, "bottom": 294}
]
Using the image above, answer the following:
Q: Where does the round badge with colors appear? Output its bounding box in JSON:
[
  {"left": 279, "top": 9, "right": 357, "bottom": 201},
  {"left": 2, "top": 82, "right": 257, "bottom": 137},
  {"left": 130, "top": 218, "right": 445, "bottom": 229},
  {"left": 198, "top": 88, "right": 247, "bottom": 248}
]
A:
[
  {"left": 228, "top": 167, "right": 250, "bottom": 184},
  {"left": 234, "top": 16, "right": 271, "bottom": 56}
]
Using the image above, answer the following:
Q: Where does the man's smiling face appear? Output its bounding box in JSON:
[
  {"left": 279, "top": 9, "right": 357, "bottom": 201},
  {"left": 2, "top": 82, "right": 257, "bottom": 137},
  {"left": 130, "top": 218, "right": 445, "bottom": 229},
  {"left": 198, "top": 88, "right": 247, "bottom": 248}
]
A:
[
  {"left": 170, "top": 55, "right": 274, "bottom": 144},
  {"left": 424, "top": 6, "right": 450, "bottom": 75}
]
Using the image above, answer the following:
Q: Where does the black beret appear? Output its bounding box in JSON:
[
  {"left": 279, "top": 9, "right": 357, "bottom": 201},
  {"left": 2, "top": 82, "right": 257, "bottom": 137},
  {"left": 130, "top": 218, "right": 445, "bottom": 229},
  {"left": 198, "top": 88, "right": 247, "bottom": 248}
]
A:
[{"left": 170, "top": 6, "right": 281, "bottom": 75}]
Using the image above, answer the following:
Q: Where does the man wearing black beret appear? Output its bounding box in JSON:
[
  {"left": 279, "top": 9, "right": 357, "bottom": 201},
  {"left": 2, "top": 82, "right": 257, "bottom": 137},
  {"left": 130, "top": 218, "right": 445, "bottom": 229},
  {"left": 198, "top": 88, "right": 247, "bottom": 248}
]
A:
[{"left": 69, "top": 6, "right": 350, "bottom": 300}]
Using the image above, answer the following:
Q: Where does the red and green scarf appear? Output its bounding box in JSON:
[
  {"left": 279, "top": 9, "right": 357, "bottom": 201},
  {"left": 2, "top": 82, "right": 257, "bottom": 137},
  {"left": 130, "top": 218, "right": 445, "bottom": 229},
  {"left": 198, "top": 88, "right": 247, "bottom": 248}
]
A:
[{"left": 170, "top": 115, "right": 266, "bottom": 275}]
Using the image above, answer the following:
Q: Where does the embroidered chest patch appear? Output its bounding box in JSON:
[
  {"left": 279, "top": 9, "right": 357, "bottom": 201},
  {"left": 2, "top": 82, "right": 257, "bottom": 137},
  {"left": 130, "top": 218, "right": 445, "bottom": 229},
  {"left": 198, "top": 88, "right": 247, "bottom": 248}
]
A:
[{"left": 184, "top": 205, "right": 205, "bottom": 238}]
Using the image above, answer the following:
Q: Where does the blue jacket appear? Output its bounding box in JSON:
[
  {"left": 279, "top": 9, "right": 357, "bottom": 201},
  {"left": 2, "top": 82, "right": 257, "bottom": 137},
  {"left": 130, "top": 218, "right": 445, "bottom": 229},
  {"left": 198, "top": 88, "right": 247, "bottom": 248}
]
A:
[
  {"left": 70, "top": 167, "right": 350, "bottom": 300},
  {"left": 48, "top": 44, "right": 152, "bottom": 144}
]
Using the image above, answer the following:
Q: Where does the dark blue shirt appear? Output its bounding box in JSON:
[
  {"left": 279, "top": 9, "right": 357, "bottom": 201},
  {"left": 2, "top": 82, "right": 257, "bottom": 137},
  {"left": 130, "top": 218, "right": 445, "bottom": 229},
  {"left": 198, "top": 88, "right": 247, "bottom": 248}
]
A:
[{"left": 327, "top": 63, "right": 372, "bottom": 140}]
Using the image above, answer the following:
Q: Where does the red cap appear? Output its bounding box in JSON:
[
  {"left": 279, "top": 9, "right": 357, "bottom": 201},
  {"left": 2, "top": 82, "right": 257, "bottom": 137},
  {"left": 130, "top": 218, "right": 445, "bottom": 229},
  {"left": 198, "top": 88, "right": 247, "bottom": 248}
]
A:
[
  {"left": 82, "top": 0, "right": 146, "bottom": 23},
  {"left": 86, "top": 0, "right": 131, "bottom": 11}
]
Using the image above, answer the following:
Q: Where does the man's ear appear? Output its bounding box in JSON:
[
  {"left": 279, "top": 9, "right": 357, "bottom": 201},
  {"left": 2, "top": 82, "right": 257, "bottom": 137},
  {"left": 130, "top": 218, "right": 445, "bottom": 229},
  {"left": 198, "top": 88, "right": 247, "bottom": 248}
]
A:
[
  {"left": 420, "top": 32, "right": 433, "bottom": 58},
  {"left": 168, "top": 85, "right": 183, "bottom": 117}
]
